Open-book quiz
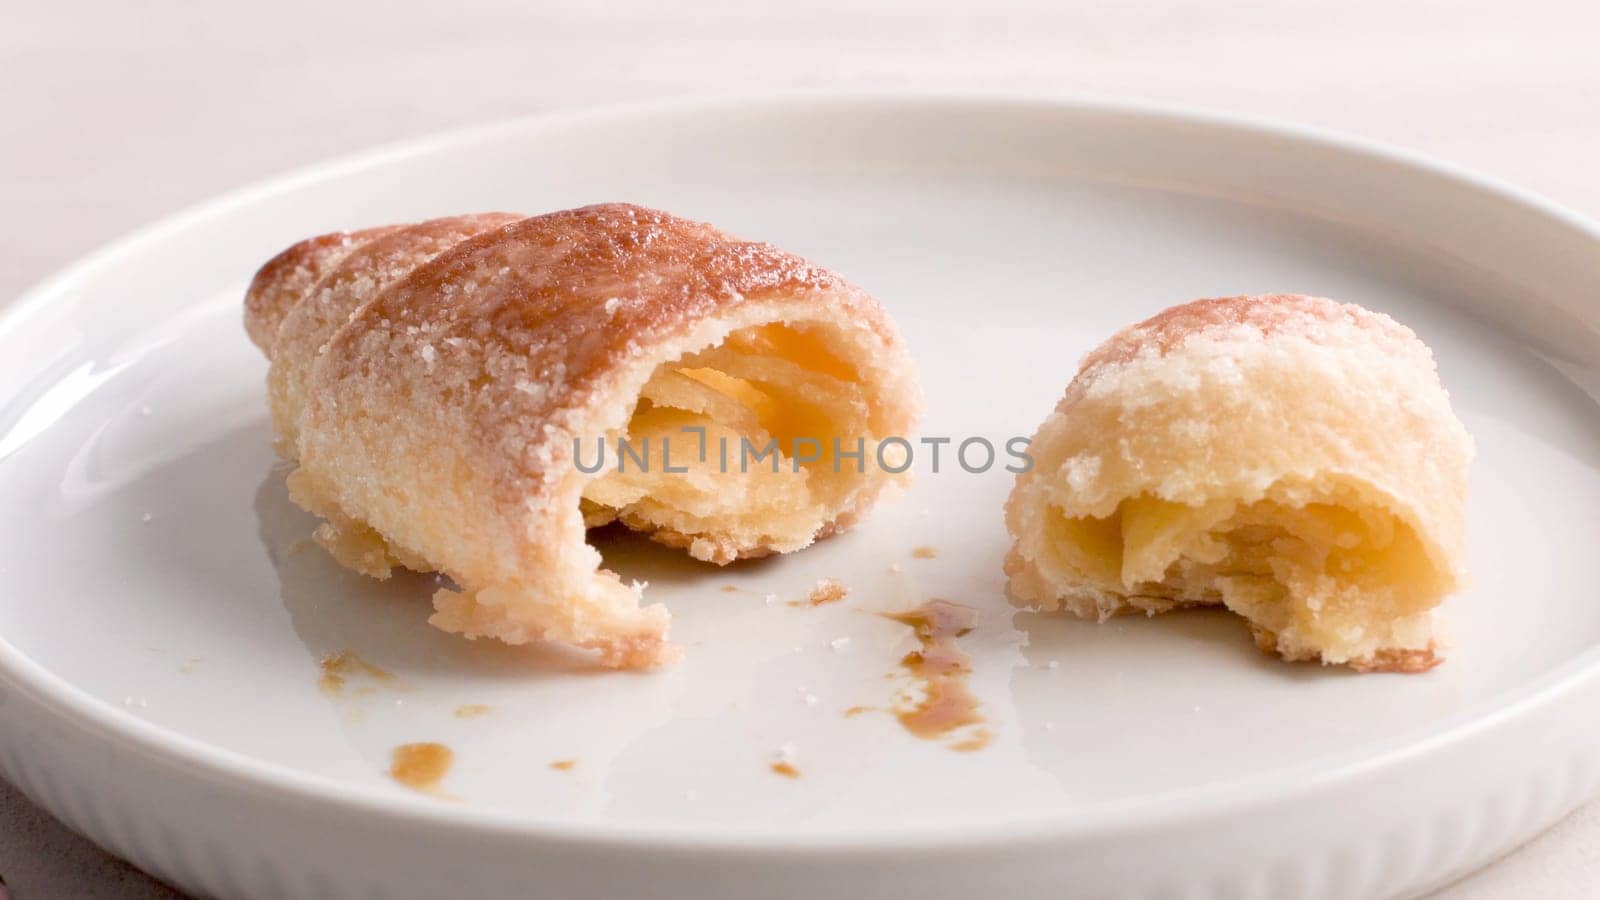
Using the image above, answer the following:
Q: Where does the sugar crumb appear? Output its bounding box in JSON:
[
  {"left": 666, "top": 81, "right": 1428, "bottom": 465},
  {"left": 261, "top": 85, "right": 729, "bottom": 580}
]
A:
[{"left": 806, "top": 578, "right": 849, "bottom": 606}]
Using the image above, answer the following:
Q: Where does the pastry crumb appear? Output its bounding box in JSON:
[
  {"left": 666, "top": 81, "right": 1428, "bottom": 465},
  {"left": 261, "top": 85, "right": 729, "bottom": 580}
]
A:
[
  {"left": 318, "top": 650, "right": 396, "bottom": 696},
  {"left": 806, "top": 578, "right": 849, "bottom": 606},
  {"left": 769, "top": 742, "right": 800, "bottom": 778}
]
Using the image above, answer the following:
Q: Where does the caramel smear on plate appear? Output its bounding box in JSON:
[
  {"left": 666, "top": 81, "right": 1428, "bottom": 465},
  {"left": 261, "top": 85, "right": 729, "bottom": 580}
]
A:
[
  {"left": 911, "top": 545, "right": 938, "bottom": 559},
  {"left": 720, "top": 585, "right": 742, "bottom": 593},
  {"left": 389, "top": 742, "right": 453, "bottom": 794},
  {"left": 549, "top": 759, "right": 577, "bottom": 772},
  {"left": 318, "top": 650, "right": 396, "bottom": 696},
  {"left": 883, "top": 600, "right": 990, "bottom": 751},
  {"left": 453, "top": 704, "right": 494, "bottom": 719},
  {"left": 769, "top": 761, "right": 801, "bottom": 779}
]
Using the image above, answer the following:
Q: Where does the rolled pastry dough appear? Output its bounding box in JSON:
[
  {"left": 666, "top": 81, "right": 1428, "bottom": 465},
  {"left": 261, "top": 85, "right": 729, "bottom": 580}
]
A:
[
  {"left": 245, "top": 204, "right": 922, "bottom": 668},
  {"left": 1005, "top": 294, "right": 1473, "bottom": 672}
]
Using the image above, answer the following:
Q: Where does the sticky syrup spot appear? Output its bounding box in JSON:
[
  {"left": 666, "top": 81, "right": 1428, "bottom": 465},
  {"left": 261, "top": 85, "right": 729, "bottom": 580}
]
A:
[
  {"left": 549, "top": 759, "right": 577, "bottom": 771},
  {"left": 883, "top": 600, "right": 990, "bottom": 751},
  {"left": 769, "top": 761, "right": 801, "bottom": 779},
  {"left": 318, "top": 650, "right": 396, "bottom": 696},
  {"left": 389, "top": 742, "right": 453, "bottom": 793},
  {"left": 720, "top": 585, "right": 741, "bottom": 593},
  {"left": 912, "top": 546, "right": 938, "bottom": 559},
  {"left": 454, "top": 704, "right": 493, "bottom": 719},
  {"left": 843, "top": 705, "right": 872, "bottom": 718}
]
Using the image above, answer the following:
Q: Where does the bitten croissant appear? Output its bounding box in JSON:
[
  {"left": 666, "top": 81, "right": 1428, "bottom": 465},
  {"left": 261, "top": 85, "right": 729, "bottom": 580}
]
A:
[
  {"left": 245, "top": 203, "right": 922, "bottom": 668},
  {"left": 1005, "top": 295, "right": 1473, "bottom": 672}
]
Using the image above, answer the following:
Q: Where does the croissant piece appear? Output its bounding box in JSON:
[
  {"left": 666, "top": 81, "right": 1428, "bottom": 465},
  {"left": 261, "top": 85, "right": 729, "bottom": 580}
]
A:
[
  {"left": 1005, "top": 295, "right": 1473, "bottom": 672},
  {"left": 245, "top": 203, "right": 923, "bottom": 668}
]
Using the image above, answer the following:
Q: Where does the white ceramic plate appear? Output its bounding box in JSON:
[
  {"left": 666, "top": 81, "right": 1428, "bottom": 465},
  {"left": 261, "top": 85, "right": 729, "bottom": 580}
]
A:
[{"left": 4, "top": 95, "right": 1600, "bottom": 900}]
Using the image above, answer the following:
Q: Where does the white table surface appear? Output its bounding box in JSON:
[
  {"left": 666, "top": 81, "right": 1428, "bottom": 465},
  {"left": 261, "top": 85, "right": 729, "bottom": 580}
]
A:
[{"left": 4, "top": 0, "right": 1599, "bottom": 896}]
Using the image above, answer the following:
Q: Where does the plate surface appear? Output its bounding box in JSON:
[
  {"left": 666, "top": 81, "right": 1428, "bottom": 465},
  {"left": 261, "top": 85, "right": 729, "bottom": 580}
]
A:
[{"left": 4, "top": 95, "right": 1600, "bottom": 900}]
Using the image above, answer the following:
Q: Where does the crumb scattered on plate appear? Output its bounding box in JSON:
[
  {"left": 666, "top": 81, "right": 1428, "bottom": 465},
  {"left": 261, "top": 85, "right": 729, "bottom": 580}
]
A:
[
  {"left": 804, "top": 578, "right": 849, "bottom": 606},
  {"left": 769, "top": 742, "right": 801, "bottom": 778},
  {"left": 318, "top": 650, "right": 396, "bottom": 696},
  {"left": 389, "top": 742, "right": 453, "bottom": 794}
]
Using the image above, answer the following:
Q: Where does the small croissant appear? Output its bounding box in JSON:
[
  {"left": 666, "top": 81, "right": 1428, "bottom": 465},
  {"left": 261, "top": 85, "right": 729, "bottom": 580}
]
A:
[{"left": 245, "top": 203, "right": 922, "bottom": 668}]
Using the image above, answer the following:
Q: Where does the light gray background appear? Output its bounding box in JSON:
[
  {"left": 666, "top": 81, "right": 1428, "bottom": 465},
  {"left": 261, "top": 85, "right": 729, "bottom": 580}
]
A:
[{"left": 4, "top": 1, "right": 1599, "bottom": 896}]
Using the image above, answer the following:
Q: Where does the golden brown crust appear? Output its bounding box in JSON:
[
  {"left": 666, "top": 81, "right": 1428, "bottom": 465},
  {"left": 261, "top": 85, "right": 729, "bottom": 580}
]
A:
[
  {"left": 265, "top": 213, "right": 522, "bottom": 448},
  {"left": 243, "top": 225, "right": 403, "bottom": 354}
]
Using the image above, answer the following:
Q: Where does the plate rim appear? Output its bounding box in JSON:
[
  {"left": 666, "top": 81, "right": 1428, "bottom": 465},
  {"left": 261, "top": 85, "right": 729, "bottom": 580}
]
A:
[{"left": 3, "top": 88, "right": 1599, "bottom": 852}]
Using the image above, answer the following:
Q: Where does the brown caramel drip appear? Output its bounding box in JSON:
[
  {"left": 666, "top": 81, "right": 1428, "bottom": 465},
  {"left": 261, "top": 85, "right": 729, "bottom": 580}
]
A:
[
  {"left": 549, "top": 759, "right": 577, "bottom": 771},
  {"left": 389, "top": 742, "right": 453, "bottom": 792},
  {"left": 883, "top": 600, "right": 986, "bottom": 748},
  {"left": 769, "top": 761, "right": 801, "bottom": 779}
]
